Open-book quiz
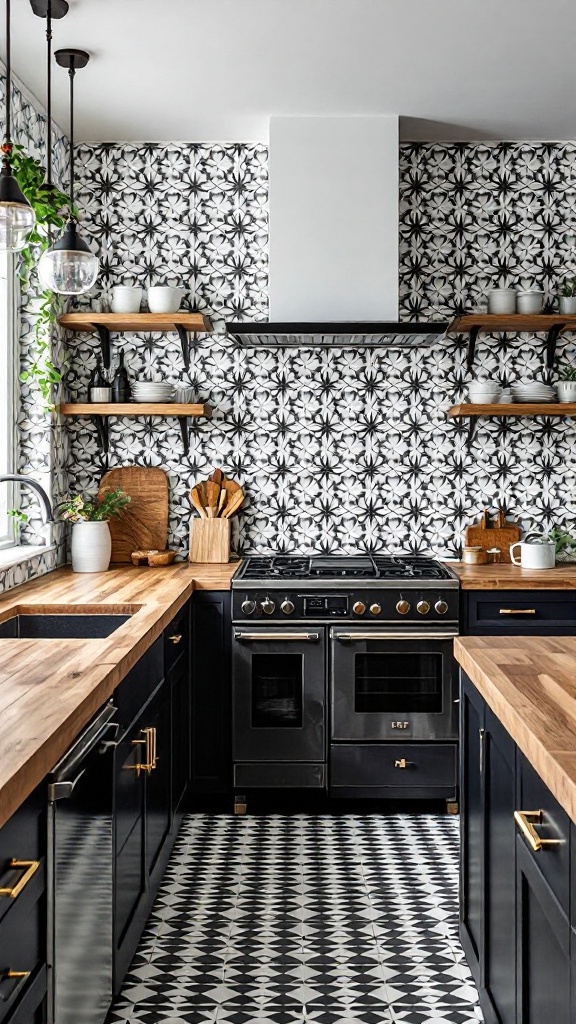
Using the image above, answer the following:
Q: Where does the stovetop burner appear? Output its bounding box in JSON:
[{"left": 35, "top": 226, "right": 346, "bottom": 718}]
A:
[{"left": 235, "top": 553, "right": 453, "bottom": 582}]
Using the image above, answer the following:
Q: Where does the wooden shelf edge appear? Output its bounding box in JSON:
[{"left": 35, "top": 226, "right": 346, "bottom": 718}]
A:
[
  {"left": 447, "top": 313, "right": 576, "bottom": 334},
  {"left": 59, "top": 403, "right": 213, "bottom": 417},
  {"left": 58, "top": 312, "right": 213, "bottom": 333},
  {"left": 448, "top": 403, "right": 576, "bottom": 418}
]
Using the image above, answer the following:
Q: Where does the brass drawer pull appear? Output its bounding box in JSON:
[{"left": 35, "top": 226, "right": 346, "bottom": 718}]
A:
[
  {"left": 394, "top": 758, "right": 415, "bottom": 769},
  {"left": 169, "top": 634, "right": 183, "bottom": 644},
  {"left": 499, "top": 608, "right": 536, "bottom": 615},
  {"left": 514, "top": 809, "right": 564, "bottom": 851},
  {"left": 3, "top": 971, "right": 30, "bottom": 980},
  {"left": 128, "top": 728, "right": 158, "bottom": 774},
  {"left": 0, "top": 859, "right": 40, "bottom": 898}
]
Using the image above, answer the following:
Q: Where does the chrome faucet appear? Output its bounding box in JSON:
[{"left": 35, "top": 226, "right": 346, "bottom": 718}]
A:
[{"left": 0, "top": 474, "right": 55, "bottom": 546}]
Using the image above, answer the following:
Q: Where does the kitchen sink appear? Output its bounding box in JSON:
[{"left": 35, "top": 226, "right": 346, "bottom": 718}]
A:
[{"left": 0, "top": 609, "right": 132, "bottom": 639}]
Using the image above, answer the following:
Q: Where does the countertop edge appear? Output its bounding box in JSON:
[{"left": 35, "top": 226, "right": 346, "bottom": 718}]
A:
[{"left": 446, "top": 561, "right": 576, "bottom": 589}]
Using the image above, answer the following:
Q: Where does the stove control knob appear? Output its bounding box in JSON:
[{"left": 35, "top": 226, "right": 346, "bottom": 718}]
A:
[
  {"left": 280, "top": 599, "right": 295, "bottom": 615},
  {"left": 369, "top": 603, "right": 382, "bottom": 616},
  {"left": 396, "top": 599, "right": 411, "bottom": 615},
  {"left": 435, "top": 599, "right": 449, "bottom": 615},
  {"left": 241, "top": 598, "right": 256, "bottom": 615},
  {"left": 417, "top": 600, "right": 431, "bottom": 615},
  {"left": 353, "top": 601, "right": 366, "bottom": 616},
  {"left": 261, "top": 597, "right": 276, "bottom": 615}
]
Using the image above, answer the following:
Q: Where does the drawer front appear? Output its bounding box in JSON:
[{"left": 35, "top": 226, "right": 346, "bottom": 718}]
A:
[
  {"left": 517, "top": 754, "right": 571, "bottom": 907},
  {"left": 466, "top": 591, "right": 576, "bottom": 634},
  {"left": 114, "top": 639, "right": 163, "bottom": 727},
  {"left": 0, "top": 862, "right": 44, "bottom": 1024},
  {"left": 0, "top": 788, "right": 44, "bottom": 928},
  {"left": 330, "top": 743, "right": 457, "bottom": 791}
]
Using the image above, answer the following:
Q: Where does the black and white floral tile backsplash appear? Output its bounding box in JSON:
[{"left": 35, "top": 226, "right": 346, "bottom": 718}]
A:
[{"left": 64, "top": 141, "right": 576, "bottom": 558}]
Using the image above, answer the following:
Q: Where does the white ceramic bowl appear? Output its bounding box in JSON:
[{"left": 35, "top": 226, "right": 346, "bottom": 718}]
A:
[
  {"left": 487, "top": 289, "right": 516, "bottom": 314},
  {"left": 147, "top": 286, "right": 183, "bottom": 314},
  {"left": 111, "top": 285, "right": 143, "bottom": 314}
]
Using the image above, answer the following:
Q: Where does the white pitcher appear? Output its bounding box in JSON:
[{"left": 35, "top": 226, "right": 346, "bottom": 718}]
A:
[{"left": 510, "top": 539, "right": 555, "bottom": 569}]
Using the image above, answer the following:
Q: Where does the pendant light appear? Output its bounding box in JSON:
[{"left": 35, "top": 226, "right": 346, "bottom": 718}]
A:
[
  {"left": 30, "top": 0, "right": 69, "bottom": 202},
  {"left": 0, "top": 0, "right": 36, "bottom": 251},
  {"left": 38, "top": 48, "right": 99, "bottom": 294}
]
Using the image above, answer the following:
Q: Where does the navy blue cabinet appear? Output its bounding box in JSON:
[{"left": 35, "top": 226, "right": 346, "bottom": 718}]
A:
[
  {"left": 461, "top": 673, "right": 576, "bottom": 1024},
  {"left": 463, "top": 590, "right": 576, "bottom": 635}
]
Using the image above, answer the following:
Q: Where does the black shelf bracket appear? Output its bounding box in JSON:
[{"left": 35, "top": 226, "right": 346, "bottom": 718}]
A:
[
  {"left": 546, "top": 323, "right": 565, "bottom": 369},
  {"left": 177, "top": 417, "right": 190, "bottom": 455},
  {"left": 95, "top": 325, "right": 111, "bottom": 370},
  {"left": 91, "top": 416, "right": 109, "bottom": 456},
  {"left": 175, "top": 325, "right": 190, "bottom": 372},
  {"left": 466, "top": 326, "right": 481, "bottom": 372}
]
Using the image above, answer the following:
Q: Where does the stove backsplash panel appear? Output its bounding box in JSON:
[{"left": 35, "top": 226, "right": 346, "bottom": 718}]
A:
[{"left": 67, "top": 141, "right": 576, "bottom": 557}]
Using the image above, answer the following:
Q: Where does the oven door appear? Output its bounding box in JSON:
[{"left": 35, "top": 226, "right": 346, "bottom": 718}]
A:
[
  {"left": 330, "top": 628, "right": 458, "bottom": 741},
  {"left": 232, "top": 627, "right": 326, "bottom": 762}
]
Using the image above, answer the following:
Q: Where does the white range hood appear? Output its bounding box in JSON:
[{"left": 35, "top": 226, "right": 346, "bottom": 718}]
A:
[{"left": 227, "top": 115, "right": 448, "bottom": 347}]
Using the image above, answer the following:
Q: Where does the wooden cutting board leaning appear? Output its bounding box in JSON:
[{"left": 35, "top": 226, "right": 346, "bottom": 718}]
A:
[
  {"left": 189, "top": 469, "right": 245, "bottom": 563},
  {"left": 98, "top": 466, "right": 169, "bottom": 563},
  {"left": 463, "top": 509, "right": 521, "bottom": 564}
]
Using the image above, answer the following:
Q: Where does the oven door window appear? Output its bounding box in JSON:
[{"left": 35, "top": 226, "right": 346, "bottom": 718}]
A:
[
  {"left": 354, "top": 650, "right": 443, "bottom": 714},
  {"left": 251, "top": 653, "right": 303, "bottom": 728}
]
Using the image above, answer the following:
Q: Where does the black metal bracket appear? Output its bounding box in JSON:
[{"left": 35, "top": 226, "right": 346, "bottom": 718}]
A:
[
  {"left": 177, "top": 417, "right": 190, "bottom": 455},
  {"left": 175, "top": 325, "right": 190, "bottom": 373},
  {"left": 466, "top": 326, "right": 481, "bottom": 372},
  {"left": 546, "top": 323, "right": 566, "bottom": 370},
  {"left": 95, "top": 325, "right": 111, "bottom": 370},
  {"left": 91, "top": 416, "right": 109, "bottom": 456}
]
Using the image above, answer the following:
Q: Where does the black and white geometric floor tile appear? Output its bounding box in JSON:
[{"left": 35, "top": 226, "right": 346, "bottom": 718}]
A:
[{"left": 108, "top": 815, "right": 483, "bottom": 1024}]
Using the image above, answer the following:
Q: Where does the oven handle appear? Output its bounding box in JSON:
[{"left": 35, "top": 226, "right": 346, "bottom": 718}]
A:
[
  {"left": 334, "top": 631, "right": 459, "bottom": 642},
  {"left": 234, "top": 631, "right": 321, "bottom": 642}
]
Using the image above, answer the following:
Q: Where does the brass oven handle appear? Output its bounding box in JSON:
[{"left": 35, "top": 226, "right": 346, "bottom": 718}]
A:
[
  {"left": 235, "top": 632, "right": 320, "bottom": 642},
  {"left": 499, "top": 609, "right": 536, "bottom": 615},
  {"left": 514, "top": 809, "right": 564, "bottom": 851},
  {"left": 169, "top": 634, "right": 183, "bottom": 644},
  {"left": 0, "top": 860, "right": 40, "bottom": 898},
  {"left": 335, "top": 632, "right": 458, "bottom": 642},
  {"left": 394, "top": 758, "right": 415, "bottom": 769}
]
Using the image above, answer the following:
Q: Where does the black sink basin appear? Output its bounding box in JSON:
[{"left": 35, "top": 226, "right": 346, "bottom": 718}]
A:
[{"left": 0, "top": 613, "right": 131, "bottom": 639}]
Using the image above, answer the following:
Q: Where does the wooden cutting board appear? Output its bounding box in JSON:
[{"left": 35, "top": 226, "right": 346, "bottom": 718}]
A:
[
  {"left": 98, "top": 467, "right": 169, "bottom": 563},
  {"left": 464, "top": 510, "right": 521, "bottom": 563}
]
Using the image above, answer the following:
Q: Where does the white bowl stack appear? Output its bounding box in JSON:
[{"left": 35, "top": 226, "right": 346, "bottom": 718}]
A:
[
  {"left": 511, "top": 382, "right": 556, "bottom": 403},
  {"left": 467, "top": 380, "right": 502, "bottom": 404},
  {"left": 131, "top": 381, "right": 175, "bottom": 403}
]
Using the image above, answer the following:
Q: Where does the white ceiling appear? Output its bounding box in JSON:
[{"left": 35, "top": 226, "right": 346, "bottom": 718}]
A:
[{"left": 9, "top": 0, "right": 576, "bottom": 143}]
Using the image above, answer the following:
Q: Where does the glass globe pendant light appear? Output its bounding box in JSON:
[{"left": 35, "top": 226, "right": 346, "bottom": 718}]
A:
[
  {"left": 38, "top": 48, "right": 99, "bottom": 294},
  {"left": 0, "top": 0, "right": 36, "bottom": 251}
]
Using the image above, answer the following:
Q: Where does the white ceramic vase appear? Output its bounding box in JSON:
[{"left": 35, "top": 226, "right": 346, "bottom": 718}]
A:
[
  {"left": 71, "top": 520, "right": 112, "bottom": 573},
  {"left": 559, "top": 295, "right": 576, "bottom": 314}
]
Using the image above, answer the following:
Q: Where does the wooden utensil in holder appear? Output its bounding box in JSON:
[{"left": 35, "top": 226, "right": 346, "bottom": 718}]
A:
[{"left": 189, "top": 518, "right": 231, "bottom": 563}]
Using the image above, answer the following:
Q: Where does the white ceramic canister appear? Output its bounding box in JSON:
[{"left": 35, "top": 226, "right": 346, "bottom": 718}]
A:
[
  {"left": 510, "top": 539, "right": 555, "bottom": 569},
  {"left": 559, "top": 295, "right": 576, "bottom": 315},
  {"left": 487, "top": 289, "right": 517, "bottom": 314},
  {"left": 111, "top": 285, "right": 143, "bottom": 314},
  {"left": 557, "top": 380, "right": 576, "bottom": 403},
  {"left": 71, "top": 520, "right": 112, "bottom": 573},
  {"left": 147, "top": 286, "right": 184, "bottom": 314},
  {"left": 516, "top": 290, "right": 544, "bottom": 314}
]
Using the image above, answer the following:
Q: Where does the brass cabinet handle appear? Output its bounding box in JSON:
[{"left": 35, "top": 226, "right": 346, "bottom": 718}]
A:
[
  {"left": 169, "top": 634, "right": 183, "bottom": 644},
  {"left": 394, "top": 758, "right": 415, "bottom": 769},
  {"left": 3, "top": 971, "right": 30, "bottom": 980},
  {"left": 514, "top": 809, "right": 564, "bottom": 851},
  {"left": 0, "top": 859, "right": 40, "bottom": 898},
  {"left": 499, "top": 608, "right": 536, "bottom": 615},
  {"left": 128, "top": 728, "right": 158, "bottom": 774}
]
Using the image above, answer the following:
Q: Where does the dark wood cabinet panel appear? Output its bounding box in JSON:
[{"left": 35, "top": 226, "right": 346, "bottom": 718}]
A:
[
  {"left": 144, "top": 689, "right": 171, "bottom": 880},
  {"left": 460, "top": 680, "right": 484, "bottom": 982},
  {"left": 191, "top": 592, "right": 231, "bottom": 794},
  {"left": 463, "top": 590, "right": 576, "bottom": 636}
]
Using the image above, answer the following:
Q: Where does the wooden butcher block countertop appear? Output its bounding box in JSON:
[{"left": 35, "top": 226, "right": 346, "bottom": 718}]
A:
[
  {"left": 0, "top": 560, "right": 240, "bottom": 828},
  {"left": 448, "top": 561, "right": 576, "bottom": 590},
  {"left": 455, "top": 635, "right": 576, "bottom": 824}
]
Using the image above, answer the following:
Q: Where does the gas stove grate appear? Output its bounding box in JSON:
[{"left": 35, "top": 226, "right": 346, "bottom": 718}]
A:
[{"left": 236, "top": 553, "right": 452, "bottom": 582}]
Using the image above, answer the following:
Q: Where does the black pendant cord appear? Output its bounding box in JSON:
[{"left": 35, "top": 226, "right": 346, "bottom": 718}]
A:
[
  {"left": 4, "top": 0, "right": 10, "bottom": 145},
  {"left": 45, "top": 0, "right": 52, "bottom": 186},
  {"left": 68, "top": 61, "right": 74, "bottom": 216}
]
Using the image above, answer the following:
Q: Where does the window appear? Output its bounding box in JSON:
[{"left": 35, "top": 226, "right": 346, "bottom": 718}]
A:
[{"left": 0, "top": 252, "right": 16, "bottom": 548}]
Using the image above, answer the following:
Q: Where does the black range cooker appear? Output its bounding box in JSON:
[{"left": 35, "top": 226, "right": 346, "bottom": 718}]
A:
[{"left": 231, "top": 554, "right": 460, "bottom": 809}]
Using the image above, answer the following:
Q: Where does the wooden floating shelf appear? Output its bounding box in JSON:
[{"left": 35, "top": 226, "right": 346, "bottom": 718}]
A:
[
  {"left": 58, "top": 312, "right": 213, "bottom": 333},
  {"left": 447, "top": 314, "right": 576, "bottom": 372},
  {"left": 448, "top": 403, "right": 576, "bottom": 418},
  {"left": 58, "top": 403, "right": 213, "bottom": 457},
  {"left": 59, "top": 402, "right": 212, "bottom": 417}
]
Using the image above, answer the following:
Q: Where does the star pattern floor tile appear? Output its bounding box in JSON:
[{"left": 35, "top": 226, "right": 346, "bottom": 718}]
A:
[{"left": 107, "top": 813, "right": 483, "bottom": 1024}]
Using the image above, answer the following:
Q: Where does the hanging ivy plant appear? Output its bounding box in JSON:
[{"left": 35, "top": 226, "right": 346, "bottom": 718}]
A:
[{"left": 9, "top": 144, "right": 74, "bottom": 410}]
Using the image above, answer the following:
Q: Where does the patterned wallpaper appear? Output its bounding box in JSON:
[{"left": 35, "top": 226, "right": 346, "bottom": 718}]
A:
[
  {"left": 0, "top": 71, "right": 69, "bottom": 593},
  {"left": 63, "top": 140, "right": 576, "bottom": 558}
]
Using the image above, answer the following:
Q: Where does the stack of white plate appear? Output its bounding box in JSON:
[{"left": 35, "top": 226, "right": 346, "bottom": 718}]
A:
[
  {"left": 131, "top": 381, "right": 175, "bottom": 403},
  {"left": 511, "top": 382, "right": 556, "bottom": 403},
  {"left": 467, "top": 380, "right": 502, "bottom": 404}
]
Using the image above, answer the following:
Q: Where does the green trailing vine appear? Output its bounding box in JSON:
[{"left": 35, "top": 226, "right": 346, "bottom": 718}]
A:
[{"left": 9, "top": 145, "right": 74, "bottom": 410}]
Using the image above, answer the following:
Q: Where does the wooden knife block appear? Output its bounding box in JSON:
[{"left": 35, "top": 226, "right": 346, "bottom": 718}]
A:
[{"left": 189, "top": 518, "right": 231, "bottom": 563}]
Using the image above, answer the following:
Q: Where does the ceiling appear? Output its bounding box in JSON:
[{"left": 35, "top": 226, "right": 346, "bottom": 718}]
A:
[{"left": 9, "top": 0, "right": 576, "bottom": 143}]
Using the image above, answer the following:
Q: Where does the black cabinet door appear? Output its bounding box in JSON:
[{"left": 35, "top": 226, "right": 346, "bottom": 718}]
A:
[
  {"left": 114, "top": 721, "right": 145, "bottom": 968},
  {"left": 191, "top": 592, "right": 231, "bottom": 794},
  {"left": 516, "top": 837, "right": 572, "bottom": 1024},
  {"left": 171, "top": 665, "right": 190, "bottom": 817},
  {"left": 463, "top": 590, "right": 576, "bottom": 636},
  {"left": 144, "top": 685, "right": 171, "bottom": 880},
  {"left": 460, "top": 675, "right": 484, "bottom": 983}
]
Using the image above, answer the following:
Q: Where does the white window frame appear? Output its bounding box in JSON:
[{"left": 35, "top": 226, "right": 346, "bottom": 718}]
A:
[{"left": 0, "top": 251, "right": 17, "bottom": 549}]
